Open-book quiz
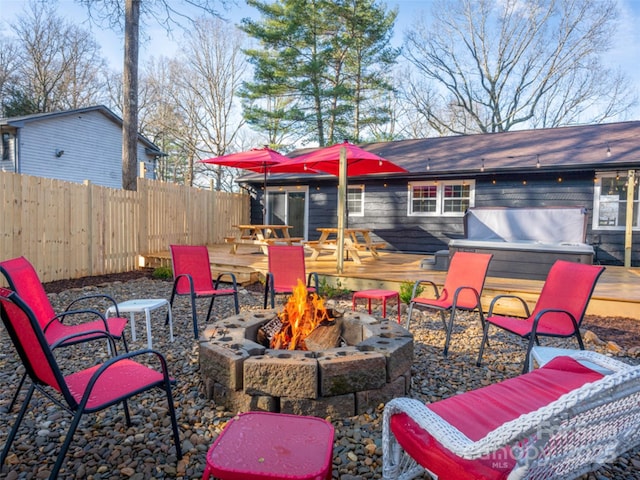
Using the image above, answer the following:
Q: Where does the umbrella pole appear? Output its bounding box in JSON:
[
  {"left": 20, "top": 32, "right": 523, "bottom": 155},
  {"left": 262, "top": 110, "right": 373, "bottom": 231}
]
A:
[
  {"left": 337, "top": 148, "right": 347, "bottom": 274},
  {"left": 263, "top": 169, "right": 268, "bottom": 223}
]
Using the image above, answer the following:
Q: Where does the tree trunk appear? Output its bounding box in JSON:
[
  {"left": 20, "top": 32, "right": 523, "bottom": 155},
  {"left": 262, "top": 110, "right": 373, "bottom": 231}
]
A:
[{"left": 122, "top": 0, "right": 140, "bottom": 191}]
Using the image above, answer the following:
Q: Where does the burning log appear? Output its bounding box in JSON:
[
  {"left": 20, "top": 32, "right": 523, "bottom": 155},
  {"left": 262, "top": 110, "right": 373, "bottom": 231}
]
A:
[
  {"left": 261, "top": 279, "right": 337, "bottom": 351},
  {"left": 303, "top": 316, "right": 343, "bottom": 351}
]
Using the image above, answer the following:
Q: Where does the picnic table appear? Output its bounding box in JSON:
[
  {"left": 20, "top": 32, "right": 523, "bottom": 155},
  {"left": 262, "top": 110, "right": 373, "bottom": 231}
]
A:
[
  {"left": 304, "top": 227, "right": 386, "bottom": 265},
  {"left": 225, "top": 224, "right": 303, "bottom": 254}
]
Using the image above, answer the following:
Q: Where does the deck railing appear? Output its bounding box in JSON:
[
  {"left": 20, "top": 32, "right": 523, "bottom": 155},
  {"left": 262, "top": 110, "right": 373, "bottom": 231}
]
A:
[{"left": 0, "top": 171, "right": 249, "bottom": 282}]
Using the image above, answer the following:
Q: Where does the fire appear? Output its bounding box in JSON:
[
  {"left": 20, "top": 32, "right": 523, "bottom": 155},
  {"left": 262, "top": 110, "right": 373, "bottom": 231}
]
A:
[{"left": 270, "top": 279, "right": 333, "bottom": 350}]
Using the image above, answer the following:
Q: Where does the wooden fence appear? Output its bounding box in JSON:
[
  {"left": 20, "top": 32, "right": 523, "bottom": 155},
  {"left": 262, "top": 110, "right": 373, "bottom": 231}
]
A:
[{"left": 0, "top": 171, "right": 249, "bottom": 282}]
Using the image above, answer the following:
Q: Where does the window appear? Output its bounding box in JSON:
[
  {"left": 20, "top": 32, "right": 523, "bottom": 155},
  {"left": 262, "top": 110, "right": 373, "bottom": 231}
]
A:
[
  {"left": 347, "top": 185, "right": 364, "bottom": 216},
  {"left": 593, "top": 171, "right": 639, "bottom": 230},
  {"left": 1, "top": 133, "right": 10, "bottom": 161},
  {"left": 408, "top": 180, "right": 475, "bottom": 216}
]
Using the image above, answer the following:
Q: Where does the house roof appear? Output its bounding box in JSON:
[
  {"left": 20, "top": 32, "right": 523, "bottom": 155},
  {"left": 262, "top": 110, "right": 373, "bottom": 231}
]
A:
[
  {"left": 250, "top": 121, "right": 640, "bottom": 182},
  {"left": 0, "top": 105, "right": 163, "bottom": 155}
]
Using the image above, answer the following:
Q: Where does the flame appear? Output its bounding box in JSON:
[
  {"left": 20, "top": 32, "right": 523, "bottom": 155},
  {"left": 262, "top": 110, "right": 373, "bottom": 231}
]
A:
[{"left": 270, "top": 279, "right": 332, "bottom": 350}]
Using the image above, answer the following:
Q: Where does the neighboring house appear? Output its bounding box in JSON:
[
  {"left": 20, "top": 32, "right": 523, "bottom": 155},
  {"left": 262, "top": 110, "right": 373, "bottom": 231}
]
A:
[
  {"left": 242, "top": 121, "right": 640, "bottom": 266},
  {"left": 0, "top": 105, "right": 163, "bottom": 189}
]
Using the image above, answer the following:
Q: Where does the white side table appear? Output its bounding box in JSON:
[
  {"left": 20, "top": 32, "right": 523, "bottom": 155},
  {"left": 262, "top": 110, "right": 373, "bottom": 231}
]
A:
[
  {"left": 106, "top": 299, "right": 173, "bottom": 349},
  {"left": 529, "top": 346, "right": 613, "bottom": 375}
]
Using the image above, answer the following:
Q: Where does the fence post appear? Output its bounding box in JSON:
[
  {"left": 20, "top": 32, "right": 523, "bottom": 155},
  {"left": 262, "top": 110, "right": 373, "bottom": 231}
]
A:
[{"left": 83, "top": 180, "right": 93, "bottom": 276}]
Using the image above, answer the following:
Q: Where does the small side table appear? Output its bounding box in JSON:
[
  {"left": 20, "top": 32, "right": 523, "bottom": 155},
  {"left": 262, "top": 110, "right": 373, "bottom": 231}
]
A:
[
  {"left": 202, "top": 411, "right": 334, "bottom": 480},
  {"left": 529, "top": 346, "right": 613, "bottom": 375},
  {"left": 106, "top": 298, "right": 173, "bottom": 349},
  {"left": 352, "top": 289, "right": 401, "bottom": 323}
]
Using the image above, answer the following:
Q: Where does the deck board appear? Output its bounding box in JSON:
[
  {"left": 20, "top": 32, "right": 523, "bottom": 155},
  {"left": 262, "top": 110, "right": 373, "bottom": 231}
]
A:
[{"left": 144, "top": 244, "right": 640, "bottom": 321}]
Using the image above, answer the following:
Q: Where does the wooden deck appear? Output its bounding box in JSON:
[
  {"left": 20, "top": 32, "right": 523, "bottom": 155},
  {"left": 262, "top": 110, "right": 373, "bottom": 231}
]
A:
[{"left": 144, "top": 244, "right": 640, "bottom": 321}]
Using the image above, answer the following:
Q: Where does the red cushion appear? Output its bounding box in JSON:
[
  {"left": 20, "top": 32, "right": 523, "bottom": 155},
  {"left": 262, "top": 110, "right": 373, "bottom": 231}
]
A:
[{"left": 390, "top": 357, "right": 604, "bottom": 480}]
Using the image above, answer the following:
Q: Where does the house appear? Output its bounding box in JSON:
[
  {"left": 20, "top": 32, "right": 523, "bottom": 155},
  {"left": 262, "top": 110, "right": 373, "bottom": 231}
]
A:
[
  {"left": 241, "top": 121, "right": 640, "bottom": 267},
  {"left": 0, "top": 105, "right": 163, "bottom": 189}
]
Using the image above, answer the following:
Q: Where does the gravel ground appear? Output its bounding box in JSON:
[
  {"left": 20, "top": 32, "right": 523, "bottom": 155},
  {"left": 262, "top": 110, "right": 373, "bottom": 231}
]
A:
[{"left": 0, "top": 276, "right": 638, "bottom": 479}]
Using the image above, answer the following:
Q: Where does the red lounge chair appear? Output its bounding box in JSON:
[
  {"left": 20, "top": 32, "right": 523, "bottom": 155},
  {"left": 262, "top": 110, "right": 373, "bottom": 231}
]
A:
[
  {"left": 0, "top": 256, "right": 128, "bottom": 412},
  {"left": 383, "top": 352, "right": 639, "bottom": 480},
  {"left": 0, "top": 287, "right": 182, "bottom": 478},
  {"left": 169, "top": 245, "right": 239, "bottom": 338},
  {"left": 406, "top": 252, "right": 493, "bottom": 356},
  {"left": 477, "top": 260, "right": 605, "bottom": 373},
  {"left": 263, "top": 245, "right": 319, "bottom": 308}
]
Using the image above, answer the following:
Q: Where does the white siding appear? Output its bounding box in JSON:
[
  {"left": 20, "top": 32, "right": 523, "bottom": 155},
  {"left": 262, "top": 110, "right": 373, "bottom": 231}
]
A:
[{"left": 18, "top": 110, "right": 123, "bottom": 188}]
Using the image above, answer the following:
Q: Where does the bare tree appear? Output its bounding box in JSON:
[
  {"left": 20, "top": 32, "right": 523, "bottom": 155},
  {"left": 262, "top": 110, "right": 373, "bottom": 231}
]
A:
[
  {"left": 403, "top": 0, "right": 637, "bottom": 134},
  {"left": 9, "top": 1, "right": 108, "bottom": 114},
  {"left": 174, "top": 17, "right": 248, "bottom": 188},
  {"left": 0, "top": 35, "right": 20, "bottom": 116},
  {"left": 77, "top": 0, "right": 225, "bottom": 190}
]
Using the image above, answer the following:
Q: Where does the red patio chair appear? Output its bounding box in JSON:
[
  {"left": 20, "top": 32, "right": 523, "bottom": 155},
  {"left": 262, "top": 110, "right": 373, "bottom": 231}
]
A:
[
  {"left": 0, "top": 287, "right": 182, "bottom": 478},
  {"left": 476, "top": 259, "right": 606, "bottom": 373},
  {"left": 169, "top": 245, "right": 239, "bottom": 338},
  {"left": 0, "top": 256, "right": 128, "bottom": 412},
  {"left": 406, "top": 251, "right": 493, "bottom": 356},
  {"left": 264, "top": 245, "right": 319, "bottom": 308}
]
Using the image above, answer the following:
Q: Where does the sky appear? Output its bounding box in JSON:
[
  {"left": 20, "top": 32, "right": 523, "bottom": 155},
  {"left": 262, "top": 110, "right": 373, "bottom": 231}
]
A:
[{"left": 2, "top": 0, "right": 640, "bottom": 120}]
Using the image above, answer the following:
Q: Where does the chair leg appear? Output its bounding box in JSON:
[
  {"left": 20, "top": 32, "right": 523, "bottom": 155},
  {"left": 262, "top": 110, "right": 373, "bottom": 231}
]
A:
[
  {"left": 167, "top": 285, "right": 178, "bottom": 326},
  {"left": 0, "top": 382, "right": 35, "bottom": 466},
  {"left": 439, "top": 310, "right": 447, "bottom": 331},
  {"left": 190, "top": 294, "right": 199, "bottom": 339},
  {"left": 263, "top": 280, "right": 270, "bottom": 309},
  {"left": 405, "top": 302, "right": 415, "bottom": 330},
  {"left": 442, "top": 310, "right": 456, "bottom": 357},
  {"left": 3, "top": 370, "right": 27, "bottom": 413},
  {"left": 205, "top": 297, "right": 215, "bottom": 324},
  {"left": 232, "top": 292, "right": 239, "bottom": 314},
  {"left": 51, "top": 407, "right": 86, "bottom": 478},
  {"left": 476, "top": 323, "right": 491, "bottom": 367},
  {"left": 122, "top": 399, "right": 132, "bottom": 426},
  {"left": 163, "top": 380, "right": 183, "bottom": 460},
  {"left": 522, "top": 337, "right": 536, "bottom": 374}
]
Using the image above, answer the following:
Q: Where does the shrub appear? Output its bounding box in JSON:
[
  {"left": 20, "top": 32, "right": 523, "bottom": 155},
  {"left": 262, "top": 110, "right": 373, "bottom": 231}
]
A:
[
  {"left": 152, "top": 265, "right": 173, "bottom": 280},
  {"left": 399, "top": 280, "right": 423, "bottom": 305},
  {"left": 319, "top": 277, "right": 350, "bottom": 299}
]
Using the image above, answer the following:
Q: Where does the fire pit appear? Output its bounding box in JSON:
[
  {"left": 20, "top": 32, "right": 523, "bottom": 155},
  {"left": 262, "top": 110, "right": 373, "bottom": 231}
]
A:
[{"left": 199, "top": 283, "right": 413, "bottom": 417}]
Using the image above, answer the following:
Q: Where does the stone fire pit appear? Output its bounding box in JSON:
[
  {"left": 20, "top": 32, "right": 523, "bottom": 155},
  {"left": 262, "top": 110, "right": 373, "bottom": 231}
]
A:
[{"left": 199, "top": 309, "right": 413, "bottom": 418}]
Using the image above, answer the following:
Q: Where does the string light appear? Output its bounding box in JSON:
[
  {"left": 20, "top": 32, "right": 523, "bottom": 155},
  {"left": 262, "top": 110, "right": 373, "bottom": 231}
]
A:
[
  {"left": 536, "top": 155, "right": 541, "bottom": 168},
  {"left": 480, "top": 158, "right": 485, "bottom": 172},
  {"left": 607, "top": 143, "right": 611, "bottom": 157},
  {"left": 426, "top": 158, "right": 431, "bottom": 171}
]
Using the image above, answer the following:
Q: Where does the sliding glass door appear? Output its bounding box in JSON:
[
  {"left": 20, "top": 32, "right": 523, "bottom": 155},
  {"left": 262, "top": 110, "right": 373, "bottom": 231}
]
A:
[{"left": 266, "top": 187, "right": 308, "bottom": 239}]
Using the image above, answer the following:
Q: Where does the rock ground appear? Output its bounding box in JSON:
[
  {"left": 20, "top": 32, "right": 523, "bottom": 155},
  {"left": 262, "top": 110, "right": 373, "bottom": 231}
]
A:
[{"left": 0, "top": 272, "right": 636, "bottom": 479}]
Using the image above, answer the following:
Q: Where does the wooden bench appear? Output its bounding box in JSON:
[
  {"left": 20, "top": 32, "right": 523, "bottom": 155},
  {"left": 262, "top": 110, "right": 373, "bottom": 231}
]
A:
[{"left": 264, "top": 237, "right": 304, "bottom": 245}]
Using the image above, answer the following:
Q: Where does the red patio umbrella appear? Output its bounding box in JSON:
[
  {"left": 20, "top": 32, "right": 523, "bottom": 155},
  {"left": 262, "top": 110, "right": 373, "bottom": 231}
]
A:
[
  {"left": 272, "top": 141, "right": 407, "bottom": 272},
  {"left": 273, "top": 140, "right": 407, "bottom": 177},
  {"left": 200, "top": 147, "right": 314, "bottom": 222}
]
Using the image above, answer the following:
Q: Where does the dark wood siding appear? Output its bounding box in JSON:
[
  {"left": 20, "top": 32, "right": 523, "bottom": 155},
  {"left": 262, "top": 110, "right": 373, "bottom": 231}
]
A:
[{"left": 251, "top": 169, "right": 638, "bottom": 266}]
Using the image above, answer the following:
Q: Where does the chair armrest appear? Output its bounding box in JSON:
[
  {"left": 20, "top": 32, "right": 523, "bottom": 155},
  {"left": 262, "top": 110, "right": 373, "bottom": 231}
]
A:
[
  {"left": 487, "top": 294, "right": 531, "bottom": 317},
  {"left": 214, "top": 272, "right": 238, "bottom": 290},
  {"left": 530, "top": 308, "right": 579, "bottom": 337},
  {"left": 65, "top": 293, "right": 120, "bottom": 316},
  {"left": 46, "top": 308, "right": 112, "bottom": 332},
  {"left": 411, "top": 279, "right": 439, "bottom": 299},
  {"left": 50, "top": 328, "right": 118, "bottom": 353},
  {"left": 451, "top": 285, "right": 482, "bottom": 309}
]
